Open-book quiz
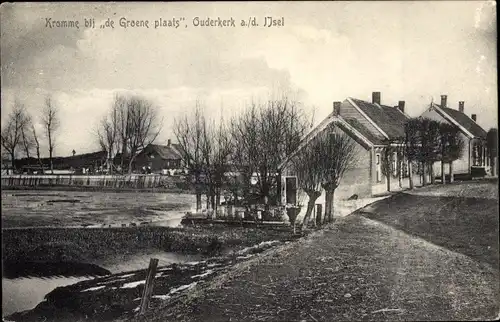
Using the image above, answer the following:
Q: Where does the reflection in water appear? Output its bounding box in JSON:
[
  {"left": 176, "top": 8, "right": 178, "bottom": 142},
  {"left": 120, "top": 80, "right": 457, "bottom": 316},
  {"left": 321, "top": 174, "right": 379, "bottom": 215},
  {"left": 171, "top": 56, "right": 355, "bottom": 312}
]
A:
[
  {"left": 2, "top": 276, "right": 91, "bottom": 316},
  {"left": 2, "top": 251, "right": 202, "bottom": 317},
  {"left": 3, "top": 261, "right": 111, "bottom": 279}
]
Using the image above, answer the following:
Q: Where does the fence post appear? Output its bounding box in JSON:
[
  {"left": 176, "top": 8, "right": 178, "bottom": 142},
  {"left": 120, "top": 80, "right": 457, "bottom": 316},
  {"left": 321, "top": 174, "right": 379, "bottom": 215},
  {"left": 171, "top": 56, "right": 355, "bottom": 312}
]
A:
[{"left": 139, "top": 258, "right": 159, "bottom": 315}]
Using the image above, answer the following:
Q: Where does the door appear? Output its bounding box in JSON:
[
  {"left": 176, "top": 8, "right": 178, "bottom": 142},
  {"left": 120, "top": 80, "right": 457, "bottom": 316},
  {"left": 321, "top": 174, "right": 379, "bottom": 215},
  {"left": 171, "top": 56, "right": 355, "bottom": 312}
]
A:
[{"left": 285, "top": 176, "right": 297, "bottom": 205}]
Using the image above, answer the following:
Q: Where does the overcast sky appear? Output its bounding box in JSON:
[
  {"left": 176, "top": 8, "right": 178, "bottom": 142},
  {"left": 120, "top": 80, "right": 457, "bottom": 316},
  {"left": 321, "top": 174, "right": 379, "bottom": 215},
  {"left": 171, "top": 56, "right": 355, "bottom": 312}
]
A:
[{"left": 1, "top": 1, "right": 497, "bottom": 157}]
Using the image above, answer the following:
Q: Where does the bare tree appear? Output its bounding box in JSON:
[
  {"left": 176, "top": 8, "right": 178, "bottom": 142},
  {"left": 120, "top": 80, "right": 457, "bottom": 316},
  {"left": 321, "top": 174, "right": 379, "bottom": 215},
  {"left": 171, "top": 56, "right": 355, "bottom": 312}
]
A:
[
  {"left": 404, "top": 118, "right": 421, "bottom": 189},
  {"left": 113, "top": 94, "right": 162, "bottom": 173},
  {"left": 404, "top": 117, "right": 441, "bottom": 186},
  {"left": 30, "top": 121, "right": 43, "bottom": 171},
  {"left": 395, "top": 141, "right": 407, "bottom": 188},
  {"left": 96, "top": 98, "right": 120, "bottom": 173},
  {"left": 381, "top": 139, "right": 395, "bottom": 192},
  {"left": 41, "top": 97, "right": 59, "bottom": 174},
  {"left": 1, "top": 100, "right": 29, "bottom": 171},
  {"left": 289, "top": 137, "right": 323, "bottom": 229},
  {"left": 439, "top": 123, "right": 464, "bottom": 183},
  {"left": 423, "top": 119, "right": 441, "bottom": 184},
  {"left": 20, "top": 112, "right": 35, "bottom": 159},
  {"left": 318, "top": 126, "right": 359, "bottom": 224},
  {"left": 201, "top": 117, "right": 233, "bottom": 213},
  {"left": 380, "top": 137, "right": 406, "bottom": 191},
  {"left": 174, "top": 103, "right": 206, "bottom": 212},
  {"left": 230, "top": 95, "right": 309, "bottom": 213}
]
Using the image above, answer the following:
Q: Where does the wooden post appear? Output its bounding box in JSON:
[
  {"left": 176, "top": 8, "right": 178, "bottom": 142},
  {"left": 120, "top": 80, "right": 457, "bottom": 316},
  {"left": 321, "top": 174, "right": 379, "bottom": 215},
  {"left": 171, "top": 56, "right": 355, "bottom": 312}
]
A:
[{"left": 139, "top": 258, "right": 159, "bottom": 315}]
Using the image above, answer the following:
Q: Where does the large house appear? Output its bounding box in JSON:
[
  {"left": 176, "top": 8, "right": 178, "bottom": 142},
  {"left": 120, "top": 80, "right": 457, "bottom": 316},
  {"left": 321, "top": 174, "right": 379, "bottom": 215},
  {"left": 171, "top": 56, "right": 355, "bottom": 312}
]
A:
[
  {"left": 280, "top": 92, "right": 414, "bottom": 204},
  {"left": 420, "top": 95, "right": 489, "bottom": 177},
  {"left": 133, "top": 139, "right": 184, "bottom": 173}
]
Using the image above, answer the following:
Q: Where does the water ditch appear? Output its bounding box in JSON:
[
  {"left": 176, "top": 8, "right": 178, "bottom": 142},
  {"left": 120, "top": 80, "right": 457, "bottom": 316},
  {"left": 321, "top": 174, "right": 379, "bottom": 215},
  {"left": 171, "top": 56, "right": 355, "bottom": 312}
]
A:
[{"left": 2, "top": 250, "right": 202, "bottom": 317}]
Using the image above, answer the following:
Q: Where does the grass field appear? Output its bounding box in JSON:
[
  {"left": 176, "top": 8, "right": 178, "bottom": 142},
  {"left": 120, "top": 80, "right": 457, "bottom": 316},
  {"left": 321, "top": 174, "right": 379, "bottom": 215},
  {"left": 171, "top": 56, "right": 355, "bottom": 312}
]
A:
[
  {"left": 359, "top": 182, "right": 499, "bottom": 267},
  {"left": 2, "top": 225, "right": 298, "bottom": 266}
]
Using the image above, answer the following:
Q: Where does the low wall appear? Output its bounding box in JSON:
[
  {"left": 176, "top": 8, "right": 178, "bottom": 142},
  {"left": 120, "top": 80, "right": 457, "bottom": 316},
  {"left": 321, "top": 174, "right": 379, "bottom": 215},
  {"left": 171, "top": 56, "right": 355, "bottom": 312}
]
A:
[{"left": 1, "top": 174, "right": 187, "bottom": 190}]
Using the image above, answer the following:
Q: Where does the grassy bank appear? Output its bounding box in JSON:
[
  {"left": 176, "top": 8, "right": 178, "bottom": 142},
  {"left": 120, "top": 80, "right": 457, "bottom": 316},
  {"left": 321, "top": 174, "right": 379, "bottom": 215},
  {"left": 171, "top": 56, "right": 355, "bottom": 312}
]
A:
[
  {"left": 359, "top": 191, "right": 499, "bottom": 267},
  {"left": 2, "top": 226, "right": 298, "bottom": 265}
]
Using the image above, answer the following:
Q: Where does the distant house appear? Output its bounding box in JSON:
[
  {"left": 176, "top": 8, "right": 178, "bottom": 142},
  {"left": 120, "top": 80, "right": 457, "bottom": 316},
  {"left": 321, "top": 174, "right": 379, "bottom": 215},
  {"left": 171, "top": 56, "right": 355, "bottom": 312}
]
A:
[
  {"left": 420, "top": 95, "right": 489, "bottom": 176},
  {"left": 280, "top": 92, "right": 412, "bottom": 202},
  {"left": 133, "top": 139, "right": 184, "bottom": 173},
  {"left": 1, "top": 154, "right": 13, "bottom": 175}
]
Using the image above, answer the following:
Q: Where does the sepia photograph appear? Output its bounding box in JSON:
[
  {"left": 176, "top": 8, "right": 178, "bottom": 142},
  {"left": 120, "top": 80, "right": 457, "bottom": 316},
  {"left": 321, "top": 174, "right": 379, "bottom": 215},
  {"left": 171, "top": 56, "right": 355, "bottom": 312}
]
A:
[{"left": 1, "top": 1, "right": 498, "bottom": 321}]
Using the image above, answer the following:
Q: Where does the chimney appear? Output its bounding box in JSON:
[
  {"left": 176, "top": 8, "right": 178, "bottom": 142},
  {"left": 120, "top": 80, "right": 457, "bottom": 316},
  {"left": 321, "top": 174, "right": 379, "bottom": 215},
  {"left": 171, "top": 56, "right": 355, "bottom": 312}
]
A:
[
  {"left": 333, "top": 101, "right": 341, "bottom": 115},
  {"left": 372, "top": 92, "right": 381, "bottom": 105},
  {"left": 471, "top": 114, "right": 477, "bottom": 122},
  {"left": 458, "top": 101, "right": 465, "bottom": 113},
  {"left": 440, "top": 95, "right": 447, "bottom": 108},
  {"left": 167, "top": 139, "right": 171, "bottom": 146},
  {"left": 397, "top": 101, "right": 405, "bottom": 114}
]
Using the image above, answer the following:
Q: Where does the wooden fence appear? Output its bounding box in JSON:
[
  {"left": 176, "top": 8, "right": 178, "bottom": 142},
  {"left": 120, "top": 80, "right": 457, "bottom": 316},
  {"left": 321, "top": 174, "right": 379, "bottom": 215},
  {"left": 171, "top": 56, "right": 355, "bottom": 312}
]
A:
[{"left": 1, "top": 174, "right": 186, "bottom": 189}]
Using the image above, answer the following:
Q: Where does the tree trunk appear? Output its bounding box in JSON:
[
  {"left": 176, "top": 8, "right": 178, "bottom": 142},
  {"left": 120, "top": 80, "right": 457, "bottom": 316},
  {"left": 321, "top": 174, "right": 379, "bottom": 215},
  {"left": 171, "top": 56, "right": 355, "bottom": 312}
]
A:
[
  {"left": 196, "top": 192, "right": 202, "bottom": 212},
  {"left": 328, "top": 189, "right": 336, "bottom": 223},
  {"left": 35, "top": 147, "right": 42, "bottom": 173},
  {"left": 302, "top": 191, "right": 321, "bottom": 229},
  {"left": 211, "top": 193, "right": 216, "bottom": 212},
  {"left": 449, "top": 161, "right": 454, "bottom": 183},
  {"left": 398, "top": 162, "right": 402, "bottom": 188},
  {"left": 49, "top": 148, "right": 54, "bottom": 174},
  {"left": 10, "top": 151, "right": 15, "bottom": 173},
  {"left": 429, "top": 162, "right": 435, "bottom": 184},
  {"left": 315, "top": 204, "right": 322, "bottom": 227},
  {"left": 492, "top": 156, "right": 497, "bottom": 177},
  {"left": 120, "top": 156, "right": 125, "bottom": 174},
  {"left": 262, "top": 183, "right": 270, "bottom": 214},
  {"left": 128, "top": 155, "right": 136, "bottom": 174},
  {"left": 386, "top": 171, "right": 391, "bottom": 192},
  {"left": 232, "top": 191, "right": 239, "bottom": 206},
  {"left": 408, "top": 161, "right": 414, "bottom": 189},
  {"left": 441, "top": 161, "right": 445, "bottom": 184},
  {"left": 276, "top": 170, "right": 282, "bottom": 205},
  {"left": 215, "top": 189, "right": 220, "bottom": 214},
  {"left": 422, "top": 162, "right": 428, "bottom": 185},
  {"left": 324, "top": 189, "right": 335, "bottom": 224}
]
